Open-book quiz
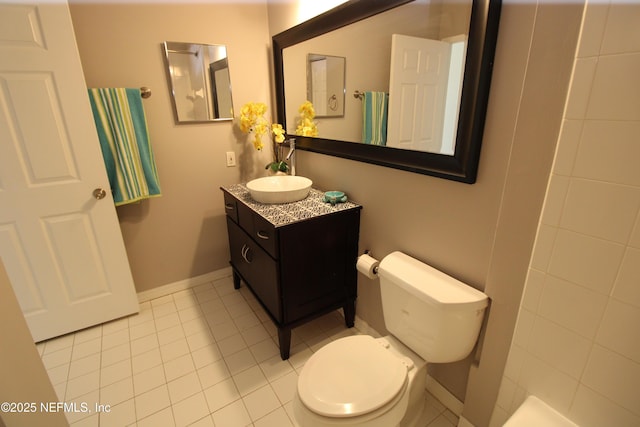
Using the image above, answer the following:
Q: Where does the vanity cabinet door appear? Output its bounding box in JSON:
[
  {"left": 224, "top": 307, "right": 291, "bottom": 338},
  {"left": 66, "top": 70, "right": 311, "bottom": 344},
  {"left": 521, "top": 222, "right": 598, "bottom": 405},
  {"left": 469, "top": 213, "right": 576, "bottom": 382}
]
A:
[
  {"left": 226, "top": 217, "right": 281, "bottom": 321},
  {"left": 279, "top": 210, "right": 359, "bottom": 322}
]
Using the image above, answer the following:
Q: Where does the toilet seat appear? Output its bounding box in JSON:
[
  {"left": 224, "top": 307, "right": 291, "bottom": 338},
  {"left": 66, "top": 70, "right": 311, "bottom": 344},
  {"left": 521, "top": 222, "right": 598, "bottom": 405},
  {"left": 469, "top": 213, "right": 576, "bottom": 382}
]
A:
[{"left": 298, "top": 335, "right": 408, "bottom": 418}]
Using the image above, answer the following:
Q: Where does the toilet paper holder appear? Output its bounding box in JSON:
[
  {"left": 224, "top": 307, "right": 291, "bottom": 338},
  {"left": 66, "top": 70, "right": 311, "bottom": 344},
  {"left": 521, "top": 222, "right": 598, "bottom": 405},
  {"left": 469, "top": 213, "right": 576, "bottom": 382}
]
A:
[
  {"left": 357, "top": 250, "right": 380, "bottom": 279},
  {"left": 363, "top": 250, "right": 379, "bottom": 274}
]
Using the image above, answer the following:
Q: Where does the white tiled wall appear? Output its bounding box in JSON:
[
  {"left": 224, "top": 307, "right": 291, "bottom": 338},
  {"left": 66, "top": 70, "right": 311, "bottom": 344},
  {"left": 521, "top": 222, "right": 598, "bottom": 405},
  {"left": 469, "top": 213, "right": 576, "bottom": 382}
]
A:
[{"left": 490, "top": 1, "right": 640, "bottom": 426}]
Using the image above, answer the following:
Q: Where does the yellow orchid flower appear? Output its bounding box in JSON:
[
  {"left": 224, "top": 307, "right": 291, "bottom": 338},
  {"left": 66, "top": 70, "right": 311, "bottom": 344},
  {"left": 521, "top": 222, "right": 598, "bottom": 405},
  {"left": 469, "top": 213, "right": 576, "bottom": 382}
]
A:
[
  {"left": 253, "top": 133, "right": 264, "bottom": 151},
  {"left": 298, "top": 100, "right": 315, "bottom": 119},
  {"left": 295, "top": 114, "right": 318, "bottom": 137},
  {"left": 238, "top": 101, "right": 314, "bottom": 176},
  {"left": 272, "top": 124, "right": 285, "bottom": 143}
]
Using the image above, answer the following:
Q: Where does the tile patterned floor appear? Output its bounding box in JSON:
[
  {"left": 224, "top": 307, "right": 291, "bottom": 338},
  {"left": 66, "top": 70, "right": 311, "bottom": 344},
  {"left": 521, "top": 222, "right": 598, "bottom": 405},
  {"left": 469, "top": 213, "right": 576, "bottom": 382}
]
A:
[{"left": 38, "top": 275, "right": 459, "bottom": 427}]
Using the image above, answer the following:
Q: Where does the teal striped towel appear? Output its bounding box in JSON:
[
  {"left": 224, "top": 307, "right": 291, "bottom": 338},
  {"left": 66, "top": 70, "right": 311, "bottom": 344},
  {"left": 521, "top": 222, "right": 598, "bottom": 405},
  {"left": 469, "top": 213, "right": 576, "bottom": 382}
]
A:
[
  {"left": 362, "top": 91, "right": 388, "bottom": 145},
  {"left": 88, "top": 88, "right": 161, "bottom": 206}
]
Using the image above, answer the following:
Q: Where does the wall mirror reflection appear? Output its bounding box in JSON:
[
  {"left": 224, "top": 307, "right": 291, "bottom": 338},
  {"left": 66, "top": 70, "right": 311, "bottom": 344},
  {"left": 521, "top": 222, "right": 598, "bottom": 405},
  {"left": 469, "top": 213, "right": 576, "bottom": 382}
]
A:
[
  {"left": 273, "top": 0, "right": 501, "bottom": 183},
  {"left": 306, "top": 53, "right": 346, "bottom": 118},
  {"left": 163, "top": 41, "right": 234, "bottom": 123}
]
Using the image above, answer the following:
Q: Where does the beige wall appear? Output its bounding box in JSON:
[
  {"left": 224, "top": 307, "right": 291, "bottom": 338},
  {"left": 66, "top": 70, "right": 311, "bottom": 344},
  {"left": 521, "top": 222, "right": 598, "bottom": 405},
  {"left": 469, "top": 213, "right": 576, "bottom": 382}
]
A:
[
  {"left": 270, "top": 0, "right": 581, "bottom": 420},
  {"left": 66, "top": 2, "right": 594, "bottom": 426},
  {"left": 0, "top": 260, "right": 67, "bottom": 427},
  {"left": 69, "top": 1, "right": 274, "bottom": 292},
  {"left": 282, "top": 2, "right": 436, "bottom": 141},
  {"left": 491, "top": 2, "right": 640, "bottom": 426}
]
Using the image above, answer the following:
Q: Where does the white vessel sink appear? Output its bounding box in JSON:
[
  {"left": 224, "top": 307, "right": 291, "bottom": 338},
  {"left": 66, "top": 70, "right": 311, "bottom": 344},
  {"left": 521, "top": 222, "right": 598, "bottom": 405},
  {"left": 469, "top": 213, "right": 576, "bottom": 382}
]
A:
[{"left": 246, "top": 176, "right": 312, "bottom": 204}]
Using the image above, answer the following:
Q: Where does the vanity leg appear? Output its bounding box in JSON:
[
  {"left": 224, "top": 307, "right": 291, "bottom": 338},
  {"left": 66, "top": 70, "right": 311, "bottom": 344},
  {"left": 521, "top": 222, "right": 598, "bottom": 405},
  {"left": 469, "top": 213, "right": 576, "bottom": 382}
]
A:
[
  {"left": 343, "top": 299, "right": 355, "bottom": 328},
  {"left": 277, "top": 327, "right": 291, "bottom": 360},
  {"left": 232, "top": 270, "right": 241, "bottom": 290}
]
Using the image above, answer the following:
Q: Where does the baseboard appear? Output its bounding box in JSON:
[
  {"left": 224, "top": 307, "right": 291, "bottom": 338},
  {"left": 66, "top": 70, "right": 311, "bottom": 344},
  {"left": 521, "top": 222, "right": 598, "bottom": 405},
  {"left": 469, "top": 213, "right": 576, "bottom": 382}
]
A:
[
  {"left": 136, "top": 267, "right": 233, "bottom": 303},
  {"left": 426, "top": 374, "right": 464, "bottom": 416},
  {"left": 352, "top": 314, "right": 383, "bottom": 338},
  {"left": 457, "top": 416, "right": 475, "bottom": 427}
]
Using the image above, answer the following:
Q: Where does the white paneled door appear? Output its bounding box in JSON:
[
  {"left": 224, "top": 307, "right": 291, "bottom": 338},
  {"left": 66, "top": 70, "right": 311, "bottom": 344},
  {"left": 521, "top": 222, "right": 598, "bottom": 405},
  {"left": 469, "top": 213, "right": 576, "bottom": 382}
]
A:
[
  {"left": 0, "top": 2, "right": 138, "bottom": 342},
  {"left": 387, "top": 34, "right": 451, "bottom": 153}
]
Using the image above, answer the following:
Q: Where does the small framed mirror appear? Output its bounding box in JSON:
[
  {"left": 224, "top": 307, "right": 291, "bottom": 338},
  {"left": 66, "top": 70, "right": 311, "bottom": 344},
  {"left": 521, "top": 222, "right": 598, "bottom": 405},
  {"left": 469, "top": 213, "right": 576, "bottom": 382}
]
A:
[
  {"left": 307, "top": 53, "right": 346, "bottom": 117},
  {"left": 162, "top": 41, "right": 234, "bottom": 123}
]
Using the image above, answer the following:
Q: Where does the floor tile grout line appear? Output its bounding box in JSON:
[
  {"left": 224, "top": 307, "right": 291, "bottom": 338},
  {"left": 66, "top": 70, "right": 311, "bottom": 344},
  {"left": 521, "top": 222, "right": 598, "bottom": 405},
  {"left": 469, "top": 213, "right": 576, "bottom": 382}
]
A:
[
  {"left": 43, "top": 276, "right": 458, "bottom": 427},
  {"left": 205, "top": 280, "right": 271, "bottom": 426},
  {"left": 205, "top": 279, "right": 299, "bottom": 426},
  {"left": 175, "top": 284, "right": 224, "bottom": 422},
  {"left": 138, "top": 281, "right": 256, "bottom": 425}
]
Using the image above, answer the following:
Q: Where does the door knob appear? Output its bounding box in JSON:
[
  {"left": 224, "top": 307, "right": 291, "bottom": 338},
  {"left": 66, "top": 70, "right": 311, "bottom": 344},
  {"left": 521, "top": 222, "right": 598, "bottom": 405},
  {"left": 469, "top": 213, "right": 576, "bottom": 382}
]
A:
[{"left": 93, "top": 188, "right": 107, "bottom": 200}]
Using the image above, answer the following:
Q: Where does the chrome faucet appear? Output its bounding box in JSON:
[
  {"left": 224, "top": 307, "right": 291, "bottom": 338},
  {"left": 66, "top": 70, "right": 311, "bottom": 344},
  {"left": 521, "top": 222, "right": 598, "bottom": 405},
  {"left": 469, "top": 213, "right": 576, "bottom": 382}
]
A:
[{"left": 285, "top": 138, "right": 296, "bottom": 176}]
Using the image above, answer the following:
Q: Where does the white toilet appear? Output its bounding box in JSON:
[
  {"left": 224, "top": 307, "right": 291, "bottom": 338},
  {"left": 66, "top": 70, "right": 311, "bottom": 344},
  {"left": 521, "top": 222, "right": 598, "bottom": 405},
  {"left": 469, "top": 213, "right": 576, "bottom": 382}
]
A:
[{"left": 293, "top": 251, "right": 489, "bottom": 427}]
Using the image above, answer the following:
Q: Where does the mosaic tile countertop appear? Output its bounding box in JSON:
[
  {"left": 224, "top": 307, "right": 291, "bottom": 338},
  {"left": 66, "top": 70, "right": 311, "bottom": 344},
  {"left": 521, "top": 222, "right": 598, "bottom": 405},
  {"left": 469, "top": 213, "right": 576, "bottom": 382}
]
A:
[{"left": 221, "top": 183, "right": 361, "bottom": 227}]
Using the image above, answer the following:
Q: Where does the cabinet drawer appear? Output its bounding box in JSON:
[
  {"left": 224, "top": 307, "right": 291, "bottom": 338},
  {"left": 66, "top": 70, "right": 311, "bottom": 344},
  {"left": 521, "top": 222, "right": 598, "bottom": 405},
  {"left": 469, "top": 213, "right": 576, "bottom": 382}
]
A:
[
  {"left": 236, "top": 202, "right": 278, "bottom": 259},
  {"left": 252, "top": 214, "right": 278, "bottom": 258},
  {"left": 223, "top": 191, "right": 238, "bottom": 223},
  {"left": 226, "top": 218, "right": 281, "bottom": 322},
  {"left": 237, "top": 200, "right": 254, "bottom": 235}
]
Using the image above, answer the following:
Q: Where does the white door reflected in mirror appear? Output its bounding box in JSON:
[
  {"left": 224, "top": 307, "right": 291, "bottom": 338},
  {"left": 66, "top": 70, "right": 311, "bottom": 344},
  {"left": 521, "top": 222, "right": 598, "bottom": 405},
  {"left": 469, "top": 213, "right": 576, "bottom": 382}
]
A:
[{"left": 387, "top": 34, "right": 466, "bottom": 155}]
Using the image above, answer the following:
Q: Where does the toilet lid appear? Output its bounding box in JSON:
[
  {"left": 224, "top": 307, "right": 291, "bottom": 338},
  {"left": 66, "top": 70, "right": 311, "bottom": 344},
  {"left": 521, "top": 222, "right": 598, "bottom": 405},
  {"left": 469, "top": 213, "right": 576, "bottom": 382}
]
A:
[{"left": 298, "top": 335, "right": 408, "bottom": 417}]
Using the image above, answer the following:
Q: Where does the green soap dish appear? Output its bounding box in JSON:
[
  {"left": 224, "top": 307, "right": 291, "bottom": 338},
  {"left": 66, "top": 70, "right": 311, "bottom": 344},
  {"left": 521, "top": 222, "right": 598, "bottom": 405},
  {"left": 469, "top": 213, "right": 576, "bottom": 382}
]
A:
[{"left": 323, "top": 191, "right": 347, "bottom": 205}]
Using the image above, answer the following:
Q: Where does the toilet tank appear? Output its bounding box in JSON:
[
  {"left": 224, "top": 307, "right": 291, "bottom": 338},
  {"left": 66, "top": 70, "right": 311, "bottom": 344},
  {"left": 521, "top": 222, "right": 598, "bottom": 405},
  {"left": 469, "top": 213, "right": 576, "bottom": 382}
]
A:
[{"left": 377, "top": 252, "right": 488, "bottom": 363}]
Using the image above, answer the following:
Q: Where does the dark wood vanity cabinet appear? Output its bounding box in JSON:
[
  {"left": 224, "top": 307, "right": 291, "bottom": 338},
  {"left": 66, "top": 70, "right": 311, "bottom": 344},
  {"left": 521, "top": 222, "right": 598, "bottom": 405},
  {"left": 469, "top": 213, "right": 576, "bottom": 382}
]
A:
[{"left": 221, "top": 184, "right": 361, "bottom": 360}]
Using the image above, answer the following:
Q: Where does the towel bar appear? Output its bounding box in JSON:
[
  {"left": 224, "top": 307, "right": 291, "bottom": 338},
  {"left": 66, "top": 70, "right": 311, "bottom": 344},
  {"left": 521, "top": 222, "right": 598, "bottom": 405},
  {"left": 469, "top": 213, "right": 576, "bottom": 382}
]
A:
[
  {"left": 354, "top": 90, "right": 389, "bottom": 100},
  {"left": 140, "top": 87, "right": 151, "bottom": 99}
]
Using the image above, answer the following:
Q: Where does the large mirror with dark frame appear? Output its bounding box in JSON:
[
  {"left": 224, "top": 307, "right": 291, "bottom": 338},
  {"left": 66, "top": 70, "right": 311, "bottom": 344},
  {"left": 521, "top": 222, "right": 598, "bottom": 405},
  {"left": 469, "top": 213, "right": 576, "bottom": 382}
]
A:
[{"left": 273, "top": 0, "right": 501, "bottom": 183}]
